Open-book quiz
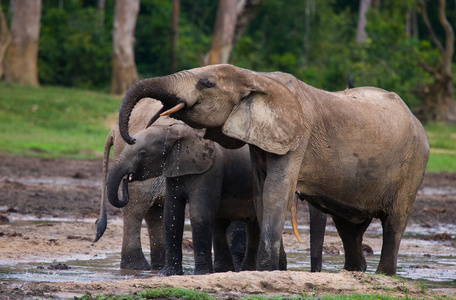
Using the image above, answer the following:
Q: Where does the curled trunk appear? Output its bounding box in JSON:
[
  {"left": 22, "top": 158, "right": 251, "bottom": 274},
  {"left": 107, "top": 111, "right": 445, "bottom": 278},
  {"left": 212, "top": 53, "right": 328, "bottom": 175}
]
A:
[
  {"left": 118, "top": 76, "right": 179, "bottom": 145},
  {"left": 107, "top": 163, "right": 131, "bottom": 208}
]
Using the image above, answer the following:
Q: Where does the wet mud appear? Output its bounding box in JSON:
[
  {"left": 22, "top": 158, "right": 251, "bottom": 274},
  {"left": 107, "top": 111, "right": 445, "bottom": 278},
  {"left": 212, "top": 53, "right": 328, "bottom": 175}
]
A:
[{"left": 0, "top": 154, "right": 455, "bottom": 299}]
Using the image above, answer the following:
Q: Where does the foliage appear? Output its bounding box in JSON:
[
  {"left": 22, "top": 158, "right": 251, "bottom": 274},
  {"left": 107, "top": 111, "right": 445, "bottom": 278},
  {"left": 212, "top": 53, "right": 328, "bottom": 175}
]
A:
[
  {"left": 0, "top": 83, "right": 120, "bottom": 159},
  {"left": 38, "top": 0, "right": 113, "bottom": 91},
  {"left": 76, "top": 287, "right": 214, "bottom": 300},
  {"left": 2, "top": 0, "right": 454, "bottom": 111}
]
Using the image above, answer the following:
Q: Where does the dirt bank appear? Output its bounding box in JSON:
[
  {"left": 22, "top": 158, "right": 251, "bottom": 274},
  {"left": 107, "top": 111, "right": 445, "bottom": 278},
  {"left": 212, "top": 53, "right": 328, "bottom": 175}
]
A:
[{"left": 0, "top": 154, "right": 455, "bottom": 299}]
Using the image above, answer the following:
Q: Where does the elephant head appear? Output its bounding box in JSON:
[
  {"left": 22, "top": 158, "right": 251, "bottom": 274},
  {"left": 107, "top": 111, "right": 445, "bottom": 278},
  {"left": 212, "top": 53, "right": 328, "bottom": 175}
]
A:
[
  {"left": 118, "top": 64, "right": 312, "bottom": 155},
  {"left": 107, "top": 123, "right": 215, "bottom": 208}
]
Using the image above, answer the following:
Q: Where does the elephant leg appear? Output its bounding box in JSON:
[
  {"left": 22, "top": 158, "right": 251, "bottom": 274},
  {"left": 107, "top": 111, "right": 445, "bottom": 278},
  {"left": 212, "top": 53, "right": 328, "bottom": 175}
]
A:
[
  {"left": 159, "top": 180, "right": 186, "bottom": 276},
  {"left": 279, "top": 238, "right": 287, "bottom": 270},
  {"left": 252, "top": 150, "right": 300, "bottom": 271},
  {"left": 144, "top": 202, "right": 165, "bottom": 270},
  {"left": 308, "top": 203, "right": 327, "bottom": 272},
  {"left": 213, "top": 218, "right": 235, "bottom": 273},
  {"left": 377, "top": 213, "right": 408, "bottom": 275},
  {"left": 120, "top": 207, "right": 151, "bottom": 270},
  {"left": 188, "top": 197, "right": 216, "bottom": 275},
  {"left": 242, "top": 220, "right": 259, "bottom": 271},
  {"left": 333, "top": 216, "right": 372, "bottom": 272}
]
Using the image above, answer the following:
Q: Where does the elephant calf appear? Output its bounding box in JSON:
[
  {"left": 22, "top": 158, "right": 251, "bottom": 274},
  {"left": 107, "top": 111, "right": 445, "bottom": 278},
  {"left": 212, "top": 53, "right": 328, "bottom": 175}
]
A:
[
  {"left": 94, "top": 98, "right": 167, "bottom": 270},
  {"left": 106, "top": 120, "right": 287, "bottom": 275}
]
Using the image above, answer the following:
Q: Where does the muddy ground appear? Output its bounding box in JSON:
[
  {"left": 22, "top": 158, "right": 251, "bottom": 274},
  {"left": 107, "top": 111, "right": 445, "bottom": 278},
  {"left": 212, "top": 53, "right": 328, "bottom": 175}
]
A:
[{"left": 0, "top": 154, "right": 455, "bottom": 299}]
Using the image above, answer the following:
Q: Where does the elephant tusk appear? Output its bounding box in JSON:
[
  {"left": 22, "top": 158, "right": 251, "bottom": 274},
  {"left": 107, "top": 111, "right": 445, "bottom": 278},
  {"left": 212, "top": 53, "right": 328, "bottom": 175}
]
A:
[
  {"left": 128, "top": 173, "right": 133, "bottom": 182},
  {"left": 145, "top": 106, "right": 165, "bottom": 129},
  {"left": 291, "top": 196, "right": 302, "bottom": 243},
  {"left": 160, "top": 102, "right": 185, "bottom": 117}
]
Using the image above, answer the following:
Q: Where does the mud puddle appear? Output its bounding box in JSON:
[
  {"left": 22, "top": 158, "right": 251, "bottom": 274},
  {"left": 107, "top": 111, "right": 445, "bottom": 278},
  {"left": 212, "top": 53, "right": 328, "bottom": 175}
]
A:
[{"left": 1, "top": 219, "right": 455, "bottom": 290}]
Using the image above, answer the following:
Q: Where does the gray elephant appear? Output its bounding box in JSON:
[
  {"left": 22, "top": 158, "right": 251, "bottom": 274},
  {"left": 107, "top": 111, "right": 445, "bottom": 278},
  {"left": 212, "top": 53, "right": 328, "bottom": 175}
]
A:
[
  {"left": 116, "top": 64, "right": 430, "bottom": 275},
  {"left": 94, "top": 98, "right": 167, "bottom": 270},
  {"left": 106, "top": 115, "right": 287, "bottom": 275}
]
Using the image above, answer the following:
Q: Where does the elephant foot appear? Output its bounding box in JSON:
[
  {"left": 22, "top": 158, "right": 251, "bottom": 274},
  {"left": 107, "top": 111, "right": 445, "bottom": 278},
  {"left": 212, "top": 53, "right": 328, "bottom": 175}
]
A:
[
  {"left": 120, "top": 253, "right": 151, "bottom": 270},
  {"left": 310, "top": 256, "right": 322, "bottom": 272},
  {"left": 150, "top": 262, "right": 165, "bottom": 271},
  {"left": 158, "top": 265, "right": 183, "bottom": 276},
  {"left": 120, "top": 259, "right": 151, "bottom": 270}
]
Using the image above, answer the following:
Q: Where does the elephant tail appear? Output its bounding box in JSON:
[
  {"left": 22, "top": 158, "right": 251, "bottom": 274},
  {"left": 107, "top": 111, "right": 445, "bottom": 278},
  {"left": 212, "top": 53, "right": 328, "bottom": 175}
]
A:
[
  {"left": 93, "top": 129, "right": 114, "bottom": 243},
  {"left": 291, "top": 192, "right": 302, "bottom": 243}
]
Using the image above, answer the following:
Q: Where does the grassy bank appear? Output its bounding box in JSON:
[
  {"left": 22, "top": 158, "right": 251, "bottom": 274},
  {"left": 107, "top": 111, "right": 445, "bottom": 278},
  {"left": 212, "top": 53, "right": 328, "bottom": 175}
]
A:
[
  {"left": 0, "top": 83, "right": 455, "bottom": 172},
  {"left": 0, "top": 83, "right": 120, "bottom": 159}
]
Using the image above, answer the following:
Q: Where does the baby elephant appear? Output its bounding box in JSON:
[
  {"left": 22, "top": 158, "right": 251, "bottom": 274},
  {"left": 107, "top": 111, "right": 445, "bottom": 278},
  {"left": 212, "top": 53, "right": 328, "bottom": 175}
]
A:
[
  {"left": 107, "top": 120, "right": 287, "bottom": 275},
  {"left": 94, "top": 98, "right": 167, "bottom": 270}
]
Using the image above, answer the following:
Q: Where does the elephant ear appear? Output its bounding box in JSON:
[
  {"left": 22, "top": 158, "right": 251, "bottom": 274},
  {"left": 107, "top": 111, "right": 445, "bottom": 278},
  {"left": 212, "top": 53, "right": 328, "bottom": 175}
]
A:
[
  {"left": 222, "top": 77, "right": 307, "bottom": 155},
  {"left": 163, "top": 126, "right": 215, "bottom": 177}
]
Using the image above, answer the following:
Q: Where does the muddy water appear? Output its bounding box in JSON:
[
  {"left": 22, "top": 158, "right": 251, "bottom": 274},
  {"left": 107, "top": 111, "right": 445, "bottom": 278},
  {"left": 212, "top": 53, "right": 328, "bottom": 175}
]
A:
[{"left": 1, "top": 220, "right": 454, "bottom": 290}]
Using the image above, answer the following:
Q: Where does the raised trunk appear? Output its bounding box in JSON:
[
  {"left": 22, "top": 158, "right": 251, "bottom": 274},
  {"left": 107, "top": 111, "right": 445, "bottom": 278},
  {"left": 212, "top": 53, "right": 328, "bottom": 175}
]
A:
[
  {"left": 107, "top": 163, "right": 131, "bottom": 208},
  {"left": 118, "top": 76, "right": 179, "bottom": 145}
]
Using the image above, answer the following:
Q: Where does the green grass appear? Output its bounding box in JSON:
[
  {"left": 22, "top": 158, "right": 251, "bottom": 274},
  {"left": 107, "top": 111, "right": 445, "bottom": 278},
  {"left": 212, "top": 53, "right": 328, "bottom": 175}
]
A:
[
  {"left": 75, "top": 288, "right": 449, "bottom": 300},
  {"left": 424, "top": 123, "right": 456, "bottom": 172},
  {"left": 0, "top": 83, "right": 455, "bottom": 172},
  {"left": 0, "top": 82, "right": 120, "bottom": 158},
  {"left": 76, "top": 287, "right": 214, "bottom": 300}
]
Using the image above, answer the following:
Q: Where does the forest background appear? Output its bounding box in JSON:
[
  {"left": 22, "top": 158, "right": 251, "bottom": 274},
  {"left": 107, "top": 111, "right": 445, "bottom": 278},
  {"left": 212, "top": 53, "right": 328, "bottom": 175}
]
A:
[{"left": 0, "top": 0, "right": 455, "bottom": 123}]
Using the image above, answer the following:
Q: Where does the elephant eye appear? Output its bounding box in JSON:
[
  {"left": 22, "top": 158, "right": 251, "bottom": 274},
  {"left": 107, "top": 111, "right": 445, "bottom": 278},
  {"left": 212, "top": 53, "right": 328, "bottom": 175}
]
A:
[
  {"left": 138, "top": 150, "right": 147, "bottom": 159},
  {"left": 197, "top": 78, "right": 215, "bottom": 89}
]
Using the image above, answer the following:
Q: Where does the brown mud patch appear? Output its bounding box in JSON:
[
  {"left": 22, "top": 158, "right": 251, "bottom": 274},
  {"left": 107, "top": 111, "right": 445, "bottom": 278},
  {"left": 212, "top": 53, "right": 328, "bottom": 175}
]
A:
[{"left": 0, "top": 154, "right": 455, "bottom": 299}]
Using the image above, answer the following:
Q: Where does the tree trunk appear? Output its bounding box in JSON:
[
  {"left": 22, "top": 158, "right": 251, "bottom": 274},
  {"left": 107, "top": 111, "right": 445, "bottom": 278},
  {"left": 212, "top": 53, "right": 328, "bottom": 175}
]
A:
[
  {"left": 171, "top": 0, "right": 180, "bottom": 73},
  {"left": 3, "top": 0, "right": 41, "bottom": 86},
  {"left": 356, "top": 0, "right": 372, "bottom": 44},
  {"left": 416, "top": 0, "right": 456, "bottom": 122},
  {"left": 204, "top": 0, "right": 261, "bottom": 66},
  {"left": 0, "top": 3, "right": 11, "bottom": 79},
  {"left": 98, "top": 0, "right": 106, "bottom": 26},
  {"left": 111, "top": 0, "right": 140, "bottom": 95},
  {"left": 206, "top": 0, "right": 239, "bottom": 65}
]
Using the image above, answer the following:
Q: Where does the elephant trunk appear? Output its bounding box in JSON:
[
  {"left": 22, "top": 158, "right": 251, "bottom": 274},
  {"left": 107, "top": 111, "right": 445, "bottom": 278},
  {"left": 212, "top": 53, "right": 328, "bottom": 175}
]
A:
[
  {"left": 119, "top": 76, "right": 181, "bottom": 145},
  {"left": 106, "top": 162, "right": 131, "bottom": 208},
  {"left": 94, "top": 129, "right": 114, "bottom": 242}
]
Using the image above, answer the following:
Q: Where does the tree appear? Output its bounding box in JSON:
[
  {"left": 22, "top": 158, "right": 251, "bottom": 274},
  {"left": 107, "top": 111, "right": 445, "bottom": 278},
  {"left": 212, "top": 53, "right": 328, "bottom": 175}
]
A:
[
  {"left": 356, "top": 0, "right": 372, "bottom": 44},
  {"left": 416, "top": 0, "right": 455, "bottom": 122},
  {"left": 206, "top": 0, "right": 238, "bottom": 65},
  {"left": 0, "top": 2, "right": 11, "bottom": 79},
  {"left": 111, "top": 0, "right": 140, "bottom": 95},
  {"left": 3, "top": 0, "right": 42, "bottom": 86},
  {"left": 205, "top": 0, "right": 261, "bottom": 65}
]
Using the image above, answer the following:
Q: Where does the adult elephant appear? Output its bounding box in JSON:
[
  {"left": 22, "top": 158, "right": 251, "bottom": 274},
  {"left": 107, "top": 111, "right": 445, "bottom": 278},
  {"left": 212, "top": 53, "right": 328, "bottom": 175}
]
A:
[
  {"left": 107, "top": 117, "right": 287, "bottom": 275},
  {"left": 116, "top": 64, "right": 430, "bottom": 275},
  {"left": 94, "top": 98, "right": 167, "bottom": 270}
]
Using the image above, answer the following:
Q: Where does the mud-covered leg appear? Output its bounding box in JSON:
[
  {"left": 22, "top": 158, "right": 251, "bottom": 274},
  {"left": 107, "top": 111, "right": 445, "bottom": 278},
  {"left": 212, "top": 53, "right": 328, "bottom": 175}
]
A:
[
  {"left": 213, "top": 218, "right": 235, "bottom": 272},
  {"left": 333, "top": 216, "right": 372, "bottom": 272},
  {"left": 120, "top": 205, "right": 150, "bottom": 270},
  {"left": 144, "top": 202, "right": 166, "bottom": 270}
]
